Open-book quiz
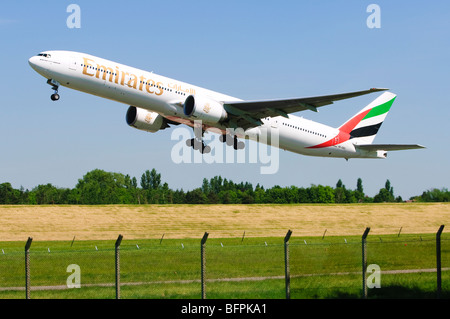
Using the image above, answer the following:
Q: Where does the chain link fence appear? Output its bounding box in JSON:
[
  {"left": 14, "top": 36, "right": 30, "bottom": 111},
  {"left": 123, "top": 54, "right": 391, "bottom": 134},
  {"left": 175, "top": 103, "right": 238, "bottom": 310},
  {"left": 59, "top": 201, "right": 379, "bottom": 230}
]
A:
[{"left": 0, "top": 227, "right": 448, "bottom": 299}]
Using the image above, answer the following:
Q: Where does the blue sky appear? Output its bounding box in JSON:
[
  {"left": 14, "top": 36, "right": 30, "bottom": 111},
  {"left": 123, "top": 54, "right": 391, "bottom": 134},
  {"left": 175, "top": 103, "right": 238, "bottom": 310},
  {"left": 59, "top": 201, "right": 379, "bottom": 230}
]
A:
[{"left": 0, "top": 0, "right": 449, "bottom": 199}]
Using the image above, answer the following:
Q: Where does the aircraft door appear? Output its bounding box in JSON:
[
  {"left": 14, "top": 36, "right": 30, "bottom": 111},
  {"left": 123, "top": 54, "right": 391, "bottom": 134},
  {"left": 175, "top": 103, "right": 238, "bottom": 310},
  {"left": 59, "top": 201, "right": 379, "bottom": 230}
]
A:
[
  {"left": 267, "top": 118, "right": 279, "bottom": 145},
  {"left": 68, "top": 57, "right": 77, "bottom": 71},
  {"left": 270, "top": 119, "right": 278, "bottom": 129}
]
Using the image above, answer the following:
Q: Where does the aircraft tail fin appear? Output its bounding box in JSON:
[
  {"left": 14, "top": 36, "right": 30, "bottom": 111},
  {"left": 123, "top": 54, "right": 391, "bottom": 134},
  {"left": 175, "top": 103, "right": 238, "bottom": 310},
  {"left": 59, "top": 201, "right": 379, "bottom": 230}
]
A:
[{"left": 338, "top": 92, "right": 396, "bottom": 145}]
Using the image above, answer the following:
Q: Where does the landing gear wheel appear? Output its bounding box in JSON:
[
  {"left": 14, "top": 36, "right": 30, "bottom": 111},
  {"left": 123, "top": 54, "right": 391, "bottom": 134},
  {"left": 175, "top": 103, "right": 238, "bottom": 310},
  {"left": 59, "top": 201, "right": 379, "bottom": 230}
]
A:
[
  {"left": 186, "top": 138, "right": 194, "bottom": 147},
  {"left": 232, "top": 136, "right": 245, "bottom": 150},
  {"left": 47, "top": 79, "right": 60, "bottom": 102},
  {"left": 201, "top": 145, "right": 211, "bottom": 154},
  {"left": 193, "top": 139, "right": 202, "bottom": 150},
  {"left": 220, "top": 134, "right": 228, "bottom": 143}
]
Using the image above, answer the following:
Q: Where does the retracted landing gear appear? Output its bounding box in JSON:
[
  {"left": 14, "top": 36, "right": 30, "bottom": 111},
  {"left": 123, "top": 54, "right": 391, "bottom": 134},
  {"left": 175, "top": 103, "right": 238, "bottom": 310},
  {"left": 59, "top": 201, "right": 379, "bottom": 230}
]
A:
[{"left": 47, "top": 79, "right": 60, "bottom": 101}]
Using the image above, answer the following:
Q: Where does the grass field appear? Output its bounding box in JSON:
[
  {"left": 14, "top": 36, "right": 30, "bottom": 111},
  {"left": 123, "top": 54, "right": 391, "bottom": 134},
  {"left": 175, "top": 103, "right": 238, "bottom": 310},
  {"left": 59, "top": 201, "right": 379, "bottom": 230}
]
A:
[
  {"left": 0, "top": 203, "right": 448, "bottom": 241},
  {"left": 0, "top": 234, "right": 448, "bottom": 299},
  {"left": 0, "top": 203, "right": 448, "bottom": 299}
]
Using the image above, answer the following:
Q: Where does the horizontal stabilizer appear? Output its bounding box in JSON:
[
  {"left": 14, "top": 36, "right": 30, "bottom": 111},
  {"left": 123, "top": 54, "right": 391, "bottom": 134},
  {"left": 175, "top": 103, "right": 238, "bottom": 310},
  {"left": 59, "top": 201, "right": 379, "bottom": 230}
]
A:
[{"left": 355, "top": 144, "right": 426, "bottom": 151}]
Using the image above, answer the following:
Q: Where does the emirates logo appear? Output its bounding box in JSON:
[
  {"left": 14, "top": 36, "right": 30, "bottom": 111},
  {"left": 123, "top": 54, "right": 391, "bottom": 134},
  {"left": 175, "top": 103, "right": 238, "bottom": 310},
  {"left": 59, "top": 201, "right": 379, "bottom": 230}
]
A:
[{"left": 203, "top": 103, "right": 211, "bottom": 113}]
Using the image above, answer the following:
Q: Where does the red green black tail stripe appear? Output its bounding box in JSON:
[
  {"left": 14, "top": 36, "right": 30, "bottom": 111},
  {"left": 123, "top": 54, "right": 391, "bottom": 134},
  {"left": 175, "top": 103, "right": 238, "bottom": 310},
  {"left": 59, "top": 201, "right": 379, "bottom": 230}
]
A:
[{"left": 307, "top": 96, "right": 395, "bottom": 149}]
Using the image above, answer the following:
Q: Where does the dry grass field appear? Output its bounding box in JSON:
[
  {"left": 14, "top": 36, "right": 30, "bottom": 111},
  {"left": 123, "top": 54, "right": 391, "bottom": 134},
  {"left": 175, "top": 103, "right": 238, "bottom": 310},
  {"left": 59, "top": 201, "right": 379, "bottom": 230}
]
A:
[{"left": 0, "top": 203, "right": 448, "bottom": 241}]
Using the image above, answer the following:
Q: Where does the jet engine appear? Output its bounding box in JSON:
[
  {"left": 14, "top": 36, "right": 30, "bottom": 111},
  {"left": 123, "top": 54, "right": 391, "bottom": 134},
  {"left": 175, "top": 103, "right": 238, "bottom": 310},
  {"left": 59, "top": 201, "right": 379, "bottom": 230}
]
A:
[
  {"left": 183, "top": 95, "right": 227, "bottom": 124},
  {"left": 126, "top": 106, "right": 167, "bottom": 133}
]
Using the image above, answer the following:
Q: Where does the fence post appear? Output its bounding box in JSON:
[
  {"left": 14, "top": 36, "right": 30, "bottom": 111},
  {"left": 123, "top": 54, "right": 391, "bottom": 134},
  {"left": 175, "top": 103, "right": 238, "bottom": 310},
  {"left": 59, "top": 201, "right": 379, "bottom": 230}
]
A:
[
  {"left": 361, "top": 227, "right": 370, "bottom": 299},
  {"left": 25, "top": 237, "right": 33, "bottom": 300},
  {"left": 115, "top": 234, "right": 123, "bottom": 300},
  {"left": 436, "top": 225, "right": 445, "bottom": 299},
  {"left": 201, "top": 232, "right": 209, "bottom": 299},
  {"left": 284, "top": 230, "right": 293, "bottom": 299}
]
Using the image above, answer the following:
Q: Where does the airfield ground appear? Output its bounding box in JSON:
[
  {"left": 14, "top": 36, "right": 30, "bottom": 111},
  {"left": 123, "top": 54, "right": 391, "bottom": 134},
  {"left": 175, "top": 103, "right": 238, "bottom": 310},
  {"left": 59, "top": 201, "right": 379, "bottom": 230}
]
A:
[{"left": 0, "top": 203, "right": 448, "bottom": 241}]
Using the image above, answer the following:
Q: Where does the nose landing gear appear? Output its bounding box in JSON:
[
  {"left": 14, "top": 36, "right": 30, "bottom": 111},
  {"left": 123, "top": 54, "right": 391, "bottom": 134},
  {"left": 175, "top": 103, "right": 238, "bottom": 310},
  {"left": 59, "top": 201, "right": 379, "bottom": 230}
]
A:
[{"left": 47, "top": 79, "right": 60, "bottom": 101}]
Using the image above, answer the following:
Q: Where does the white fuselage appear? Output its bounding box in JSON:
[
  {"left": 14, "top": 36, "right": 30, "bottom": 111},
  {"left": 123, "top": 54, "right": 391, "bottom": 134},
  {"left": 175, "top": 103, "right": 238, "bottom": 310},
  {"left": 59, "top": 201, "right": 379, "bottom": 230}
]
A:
[{"left": 28, "top": 50, "right": 381, "bottom": 159}]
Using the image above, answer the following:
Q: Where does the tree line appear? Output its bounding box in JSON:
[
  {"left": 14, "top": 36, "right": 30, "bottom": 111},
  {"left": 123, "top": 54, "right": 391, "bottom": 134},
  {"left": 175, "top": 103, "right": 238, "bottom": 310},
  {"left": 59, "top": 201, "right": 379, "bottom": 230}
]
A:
[{"left": 0, "top": 168, "right": 448, "bottom": 205}]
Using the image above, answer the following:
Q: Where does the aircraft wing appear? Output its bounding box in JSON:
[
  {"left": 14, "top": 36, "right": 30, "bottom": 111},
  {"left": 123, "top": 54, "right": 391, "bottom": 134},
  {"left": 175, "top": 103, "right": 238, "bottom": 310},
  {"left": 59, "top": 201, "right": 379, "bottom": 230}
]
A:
[
  {"left": 355, "top": 144, "right": 426, "bottom": 151},
  {"left": 221, "top": 88, "right": 388, "bottom": 129}
]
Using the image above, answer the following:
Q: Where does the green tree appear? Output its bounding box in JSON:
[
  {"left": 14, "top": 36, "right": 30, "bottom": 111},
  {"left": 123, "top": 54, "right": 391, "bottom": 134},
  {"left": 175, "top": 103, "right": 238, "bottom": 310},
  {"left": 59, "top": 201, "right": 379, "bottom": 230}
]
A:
[
  {"left": 308, "top": 185, "right": 334, "bottom": 203},
  {"left": 201, "top": 178, "right": 210, "bottom": 195},
  {"left": 253, "top": 186, "right": 266, "bottom": 203},
  {"left": 418, "top": 188, "right": 450, "bottom": 202},
  {"left": 0, "top": 183, "right": 20, "bottom": 204},
  {"left": 172, "top": 189, "right": 186, "bottom": 204},
  {"left": 240, "top": 190, "right": 254, "bottom": 204},
  {"left": 140, "top": 169, "right": 161, "bottom": 190},
  {"left": 206, "top": 191, "right": 220, "bottom": 204},
  {"left": 140, "top": 169, "right": 163, "bottom": 203},
  {"left": 219, "top": 189, "right": 238, "bottom": 204},
  {"left": 209, "top": 176, "right": 223, "bottom": 194},
  {"left": 357, "top": 178, "right": 364, "bottom": 194},
  {"left": 374, "top": 179, "right": 395, "bottom": 203},
  {"left": 150, "top": 169, "right": 161, "bottom": 189},
  {"left": 335, "top": 179, "right": 346, "bottom": 203},
  {"left": 297, "top": 187, "right": 310, "bottom": 203},
  {"left": 265, "top": 185, "right": 286, "bottom": 204},
  {"left": 75, "top": 169, "right": 128, "bottom": 204},
  {"left": 186, "top": 188, "right": 207, "bottom": 204},
  {"left": 355, "top": 178, "right": 365, "bottom": 202},
  {"left": 140, "top": 170, "right": 150, "bottom": 190},
  {"left": 32, "top": 183, "right": 62, "bottom": 204},
  {"left": 385, "top": 180, "right": 394, "bottom": 198}
]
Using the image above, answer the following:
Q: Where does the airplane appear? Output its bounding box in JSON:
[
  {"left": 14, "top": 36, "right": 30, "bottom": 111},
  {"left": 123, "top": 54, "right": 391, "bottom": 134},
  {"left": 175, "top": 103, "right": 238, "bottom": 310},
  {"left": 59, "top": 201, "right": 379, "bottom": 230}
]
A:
[{"left": 28, "top": 50, "right": 424, "bottom": 160}]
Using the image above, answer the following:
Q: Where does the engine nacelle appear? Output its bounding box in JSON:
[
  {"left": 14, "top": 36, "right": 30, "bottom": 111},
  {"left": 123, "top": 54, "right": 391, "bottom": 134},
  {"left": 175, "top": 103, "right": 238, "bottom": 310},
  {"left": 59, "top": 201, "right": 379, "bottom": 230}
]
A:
[
  {"left": 183, "top": 95, "right": 227, "bottom": 124},
  {"left": 126, "top": 106, "right": 166, "bottom": 133}
]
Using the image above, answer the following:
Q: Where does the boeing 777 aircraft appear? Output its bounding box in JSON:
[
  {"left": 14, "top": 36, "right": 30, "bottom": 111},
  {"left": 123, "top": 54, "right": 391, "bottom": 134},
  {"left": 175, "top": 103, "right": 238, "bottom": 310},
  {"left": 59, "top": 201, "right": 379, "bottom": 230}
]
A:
[{"left": 28, "top": 50, "right": 424, "bottom": 159}]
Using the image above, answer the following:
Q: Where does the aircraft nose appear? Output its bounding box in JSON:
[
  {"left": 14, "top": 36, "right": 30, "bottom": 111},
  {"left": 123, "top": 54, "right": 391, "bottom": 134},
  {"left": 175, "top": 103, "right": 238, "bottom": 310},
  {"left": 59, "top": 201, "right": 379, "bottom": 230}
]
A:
[
  {"left": 28, "top": 56, "right": 38, "bottom": 69},
  {"left": 28, "top": 55, "right": 49, "bottom": 77}
]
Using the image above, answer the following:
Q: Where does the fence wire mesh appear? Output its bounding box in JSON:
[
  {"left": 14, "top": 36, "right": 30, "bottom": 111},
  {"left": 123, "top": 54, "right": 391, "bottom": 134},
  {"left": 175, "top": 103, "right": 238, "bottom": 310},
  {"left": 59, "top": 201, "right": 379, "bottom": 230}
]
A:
[
  {"left": 289, "top": 238, "right": 362, "bottom": 298},
  {"left": 206, "top": 240, "right": 285, "bottom": 299},
  {"left": 0, "top": 231, "right": 448, "bottom": 299}
]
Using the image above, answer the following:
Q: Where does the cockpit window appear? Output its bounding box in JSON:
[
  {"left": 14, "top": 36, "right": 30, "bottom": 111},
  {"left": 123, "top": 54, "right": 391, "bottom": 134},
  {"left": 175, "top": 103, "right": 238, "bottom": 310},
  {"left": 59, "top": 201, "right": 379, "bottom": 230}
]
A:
[{"left": 37, "top": 53, "right": 51, "bottom": 58}]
